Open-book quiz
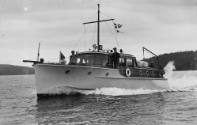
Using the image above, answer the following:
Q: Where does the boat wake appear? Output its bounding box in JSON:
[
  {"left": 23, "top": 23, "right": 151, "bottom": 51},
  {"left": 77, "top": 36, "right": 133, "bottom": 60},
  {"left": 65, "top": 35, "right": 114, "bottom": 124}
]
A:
[
  {"left": 83, "top": 87, "right": 164, "bottom": 96},
  {"left": 81, "top": 61, "right": 197, "bottom": 96}
]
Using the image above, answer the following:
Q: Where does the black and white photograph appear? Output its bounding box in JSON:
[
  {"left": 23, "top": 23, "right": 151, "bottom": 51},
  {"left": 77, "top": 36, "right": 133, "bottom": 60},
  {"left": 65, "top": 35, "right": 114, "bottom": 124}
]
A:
[{"left": 0, "top": 0, "right": 197, "bottom": 125}]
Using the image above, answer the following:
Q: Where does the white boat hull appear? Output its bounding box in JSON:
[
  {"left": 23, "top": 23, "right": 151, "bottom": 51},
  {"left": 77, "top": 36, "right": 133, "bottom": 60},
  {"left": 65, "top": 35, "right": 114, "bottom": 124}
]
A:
[{"left": 34, "top": 64, "right": 169, "bottom": 95}]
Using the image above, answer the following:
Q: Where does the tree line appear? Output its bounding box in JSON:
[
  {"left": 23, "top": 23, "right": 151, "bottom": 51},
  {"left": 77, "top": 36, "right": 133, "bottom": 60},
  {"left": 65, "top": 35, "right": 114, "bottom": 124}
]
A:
[{"left": 146, "top": 51, "right": 197, "bottom": 70}]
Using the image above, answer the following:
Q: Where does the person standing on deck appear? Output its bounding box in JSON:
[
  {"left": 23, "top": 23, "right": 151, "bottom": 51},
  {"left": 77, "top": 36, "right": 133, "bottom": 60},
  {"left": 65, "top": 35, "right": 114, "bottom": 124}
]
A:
[
  {"left": 112, "top": 47, "right": 120, "bottom": 68},
  {"left": 69, "top": 50, "right": 76, "bottom": 64}
]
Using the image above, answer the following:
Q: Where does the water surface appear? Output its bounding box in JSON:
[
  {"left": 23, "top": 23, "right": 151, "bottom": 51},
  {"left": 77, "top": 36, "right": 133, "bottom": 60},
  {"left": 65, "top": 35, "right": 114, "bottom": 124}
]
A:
[{"left": 0, "top": 71, "right": 197, "bottom": 125}]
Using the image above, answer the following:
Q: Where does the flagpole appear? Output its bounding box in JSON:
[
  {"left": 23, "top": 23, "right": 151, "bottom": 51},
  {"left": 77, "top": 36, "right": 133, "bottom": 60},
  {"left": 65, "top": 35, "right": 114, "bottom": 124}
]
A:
[
  {"left": 37, "top": 42, "right": 40, "bottom": 61},
  {"left": 97, "top": 4, "right": 100, "bottom": 52},
  {"left": 59, "top": 51, "right": 62, "bottom": 63}
]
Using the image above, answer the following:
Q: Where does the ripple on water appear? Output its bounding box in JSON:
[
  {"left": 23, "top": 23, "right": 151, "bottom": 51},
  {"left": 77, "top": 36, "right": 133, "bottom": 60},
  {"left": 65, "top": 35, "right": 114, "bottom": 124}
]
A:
[{"left": 1, "top": 73, "right": 197, "bottom": 125}]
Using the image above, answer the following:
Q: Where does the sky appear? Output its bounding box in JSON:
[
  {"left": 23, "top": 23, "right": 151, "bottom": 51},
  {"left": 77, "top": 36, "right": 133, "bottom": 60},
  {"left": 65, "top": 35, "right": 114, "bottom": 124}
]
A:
[{"left": 0, "top": 0, "right": 197, "bottom": 66}]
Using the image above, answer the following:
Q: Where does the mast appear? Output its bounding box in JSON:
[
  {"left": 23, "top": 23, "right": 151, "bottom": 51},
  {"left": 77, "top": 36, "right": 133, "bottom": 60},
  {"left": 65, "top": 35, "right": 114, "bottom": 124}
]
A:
[
  {"left": 83, "top": 4, "right": 114, "bottom": 51},
  {"left": 97, "top": 4, "right": 100, "bottom": 52}
]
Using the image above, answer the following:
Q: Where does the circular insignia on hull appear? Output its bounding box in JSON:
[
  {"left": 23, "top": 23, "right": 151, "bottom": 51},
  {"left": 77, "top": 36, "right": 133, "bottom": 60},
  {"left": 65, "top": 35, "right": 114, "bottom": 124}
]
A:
[
  {"left": 88, "top": 71, "right": 92, "bottom": 75},
  {"left": 125, "top": 67, "right": 131, "bottom": 77},
  {"left": 105, "top": 72, "right": 109, "bottom": 76}
]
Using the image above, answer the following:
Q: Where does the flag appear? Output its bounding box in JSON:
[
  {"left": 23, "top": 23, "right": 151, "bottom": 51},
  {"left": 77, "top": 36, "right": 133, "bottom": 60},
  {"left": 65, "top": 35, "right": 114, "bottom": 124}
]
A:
[
  {"left": 60, "top": 51, "right": 65, "bottom": 60},
  {"left": 113, "top": 23, "right": 123, "bottom": 33},
  {"left": 59, "top": 51, "right": 65, "bottom": 63}
]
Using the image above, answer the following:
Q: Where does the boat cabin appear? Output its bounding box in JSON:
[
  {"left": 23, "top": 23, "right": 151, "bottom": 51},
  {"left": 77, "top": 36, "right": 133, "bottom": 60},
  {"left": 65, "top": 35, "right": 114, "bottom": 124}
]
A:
[
  {"left": 68, "top": 51, "right": 137, "bottom": 69},
  {"left": 68, "top": 51, "right": 163, "bottom": 78}
]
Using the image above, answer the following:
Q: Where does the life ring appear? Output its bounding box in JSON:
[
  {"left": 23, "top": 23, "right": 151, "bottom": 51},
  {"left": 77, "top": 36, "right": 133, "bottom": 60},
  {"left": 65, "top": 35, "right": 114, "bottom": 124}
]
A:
[{"left": 125, "top": 67, "right": 131, "bottom": 77}]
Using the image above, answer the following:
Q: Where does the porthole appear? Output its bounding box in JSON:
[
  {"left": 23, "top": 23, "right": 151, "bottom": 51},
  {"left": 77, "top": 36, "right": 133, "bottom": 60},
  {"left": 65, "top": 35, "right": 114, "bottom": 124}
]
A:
[
  {"left": 65, "top": 70, "right": 70, "bottom": 74},
  {"left": 105, "top": 72, "right": 109, "bottom": 76},
  {"left": 88, "top": 71, "right": 92, "bottom": 75}
]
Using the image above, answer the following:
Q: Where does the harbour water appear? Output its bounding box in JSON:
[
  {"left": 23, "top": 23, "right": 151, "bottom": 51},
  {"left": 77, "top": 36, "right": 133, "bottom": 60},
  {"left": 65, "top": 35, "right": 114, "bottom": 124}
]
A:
[{"left": 0, "top": 71, "right": 197, "bottom": 125}]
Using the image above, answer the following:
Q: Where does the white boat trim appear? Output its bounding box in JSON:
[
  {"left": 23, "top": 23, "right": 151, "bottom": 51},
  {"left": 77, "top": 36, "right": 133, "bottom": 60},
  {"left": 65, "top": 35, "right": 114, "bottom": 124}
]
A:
[
  {"left": 96, "top": 76, "right": 167, "bottom": 80},
  {"left": 35, "top": 63, "right": 118, "bottom": 70}
]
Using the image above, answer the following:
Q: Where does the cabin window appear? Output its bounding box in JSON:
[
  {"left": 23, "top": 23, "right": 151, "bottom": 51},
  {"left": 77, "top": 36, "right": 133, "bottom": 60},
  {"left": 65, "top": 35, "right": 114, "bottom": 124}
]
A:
[
  {"left": 119, "top": 58, "right": 125, "bottom": 63},
  {"left": 77, "top": 58, "right": 80, "bottom": 64},
  {"left": 119, "top": 57, "right": 126, "bottom": 66},
  {"left": 70, "top": 53, "right": 108, "bottom": 67},
  {"left": 82, "top": 59, "right": 86, "bottom": 64},
  {"left": 126, "top": 58, "right": 133, "bottom": 66}
]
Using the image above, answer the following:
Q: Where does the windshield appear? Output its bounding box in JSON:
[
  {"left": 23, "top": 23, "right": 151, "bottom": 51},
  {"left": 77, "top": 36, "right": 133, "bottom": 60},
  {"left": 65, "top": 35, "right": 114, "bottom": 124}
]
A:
[{"left": 69, "top": 53, "right": 108, "bottom": 67}]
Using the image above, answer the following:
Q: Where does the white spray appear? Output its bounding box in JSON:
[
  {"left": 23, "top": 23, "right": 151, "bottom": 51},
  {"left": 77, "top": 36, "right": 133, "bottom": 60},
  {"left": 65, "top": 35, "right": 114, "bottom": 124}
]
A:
[
  {"left": 164, "top": 61, "right": 197, "bottom": 91},
  {"left": 164, "top": 61, "right": 176, "bottom": 79},
  {"left": 84, "top": 88, "right": 163, "bottom": 96}
]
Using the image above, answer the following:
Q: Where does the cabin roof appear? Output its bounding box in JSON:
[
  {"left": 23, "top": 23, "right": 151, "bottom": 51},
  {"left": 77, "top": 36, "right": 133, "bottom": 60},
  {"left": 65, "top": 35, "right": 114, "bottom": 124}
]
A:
[
  {"left": 77, "top": 51, "right": 108, "bottom": 55},
  {"left": 75, "top": 51, "right": 135, "bottom": 58}
]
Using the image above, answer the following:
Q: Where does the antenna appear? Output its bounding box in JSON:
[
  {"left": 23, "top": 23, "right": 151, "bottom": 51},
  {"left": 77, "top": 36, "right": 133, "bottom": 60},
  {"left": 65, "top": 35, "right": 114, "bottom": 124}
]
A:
[{"left": 37, "top": 42, "right": 40, "bottom": 61}]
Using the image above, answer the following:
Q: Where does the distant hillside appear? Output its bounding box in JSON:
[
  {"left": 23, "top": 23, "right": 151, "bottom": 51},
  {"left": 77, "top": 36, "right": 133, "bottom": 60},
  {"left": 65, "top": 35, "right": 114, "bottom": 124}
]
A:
[
  {"left": 146, "top": 51, "right": 197, "bottom": 70},
  {"left": 0, "top": 64, "right": 35, "bottom": 75}
]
